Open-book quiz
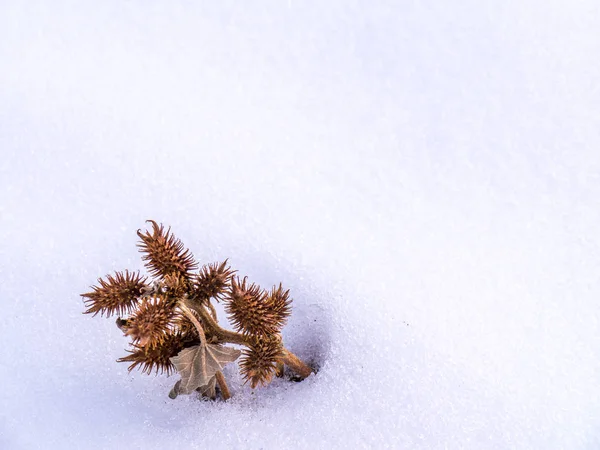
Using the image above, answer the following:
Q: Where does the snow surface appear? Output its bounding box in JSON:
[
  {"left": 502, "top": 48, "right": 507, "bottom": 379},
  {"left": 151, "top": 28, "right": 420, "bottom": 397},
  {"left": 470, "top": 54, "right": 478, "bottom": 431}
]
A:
[{"left": 1, "top": 1, "right": 600, "bottom": 449}]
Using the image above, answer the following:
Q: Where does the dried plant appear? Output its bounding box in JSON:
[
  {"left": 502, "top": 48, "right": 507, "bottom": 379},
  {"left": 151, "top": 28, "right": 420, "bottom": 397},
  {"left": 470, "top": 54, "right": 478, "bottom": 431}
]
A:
[{"left": 82, "top": 220, "right": 312, "bottom": 400}]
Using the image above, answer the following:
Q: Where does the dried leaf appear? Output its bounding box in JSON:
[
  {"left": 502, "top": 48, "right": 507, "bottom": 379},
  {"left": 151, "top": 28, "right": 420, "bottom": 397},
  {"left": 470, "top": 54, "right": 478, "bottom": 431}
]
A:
[
  {"left": 169, "top": 380, "right": 181, "bottom": 399},
  {"left": 169, "top": 343, "right": 241, "bottom": 395},
  {"left": 169, "top": 375, "right": 217, "bottom": 399},
  {"left": 197, "top": 376, "right": 217, "bottom": 399}
]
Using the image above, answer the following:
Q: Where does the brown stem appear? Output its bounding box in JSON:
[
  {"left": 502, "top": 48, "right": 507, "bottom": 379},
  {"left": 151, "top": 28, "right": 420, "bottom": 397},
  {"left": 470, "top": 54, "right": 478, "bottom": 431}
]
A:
[
  {"left": 281, "top": 349, "right": 313, "bottom": 379},
  {"left": 207, "top": 300, "right": 218, "bottom": 322},
  {"left": 215, "top": 371, "right": 231, "bottom": 400},
  {"left": 179, "top": 302, "right": 207, "bottom": 347},
  {"left": 275, "top": 362, "right": 284, "bottom": 378},
  {"left": 183, "top": 298, "right": 246, "bottom": 345},
  {"left": 181, "top": 297, "right": 313, "bottom": 380}
]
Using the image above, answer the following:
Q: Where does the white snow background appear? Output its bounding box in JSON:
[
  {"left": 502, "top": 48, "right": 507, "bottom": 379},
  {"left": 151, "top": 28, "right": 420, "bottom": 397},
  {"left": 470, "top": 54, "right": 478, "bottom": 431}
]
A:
[{"left": 1, "top": 1, "right": 600, "bottom": 449}]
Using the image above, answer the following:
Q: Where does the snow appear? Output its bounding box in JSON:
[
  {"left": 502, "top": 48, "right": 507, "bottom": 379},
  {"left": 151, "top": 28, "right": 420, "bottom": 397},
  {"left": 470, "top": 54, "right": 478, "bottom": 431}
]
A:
[{"left": 1, "top": 1, "right": 600, "bottom": 448}]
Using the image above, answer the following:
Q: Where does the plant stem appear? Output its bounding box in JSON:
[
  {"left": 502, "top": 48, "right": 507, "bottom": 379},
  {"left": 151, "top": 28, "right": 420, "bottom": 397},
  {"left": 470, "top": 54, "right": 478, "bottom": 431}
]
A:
[
  {"left": 179, "top": 302, "right": 207, "bottom": 347},
  {"left": 281, "top": 349, "right": 313, "bottom": 379},
  {"left": 207, "top": 300, "right": 219, "bottom": 322},
  {"left": 215, "top": 371, "right": 231, "bottom": 400},
  {"left": 183, "top": 297, "right": 246, "bottom": 345},
  {"left": 182, "top": 297, "right": 313, "bottom": 381}
]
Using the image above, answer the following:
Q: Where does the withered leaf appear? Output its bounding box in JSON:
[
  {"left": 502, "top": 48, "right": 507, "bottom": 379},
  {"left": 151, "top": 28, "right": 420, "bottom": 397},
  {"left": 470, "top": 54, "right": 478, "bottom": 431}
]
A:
[
  {"left": 169, "top": 343, "right": 241, "bottom": 396},
  {"left": 197, "top": 376, "right": 217, "bottom": 399},
  {"left": 169, "top": 375, "right": 218, "bottom": 399},
  {"left": 169, "top": 380, "right": 181, "bottom": 399}
]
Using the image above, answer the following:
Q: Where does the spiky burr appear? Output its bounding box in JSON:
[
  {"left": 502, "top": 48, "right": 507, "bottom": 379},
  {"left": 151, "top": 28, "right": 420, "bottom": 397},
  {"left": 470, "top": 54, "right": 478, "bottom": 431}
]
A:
[{"left": 82, "top": 270, "right": 147, "bottom": 317}]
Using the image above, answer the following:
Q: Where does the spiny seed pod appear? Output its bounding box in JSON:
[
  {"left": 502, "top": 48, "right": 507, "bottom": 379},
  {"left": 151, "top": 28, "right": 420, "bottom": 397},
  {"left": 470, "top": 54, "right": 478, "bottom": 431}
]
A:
[
  {"left": 118, "top": 332, "right": 197, "bottom": 375},
  {"left": 137, "top": 220, "right": 198, "bottom": 279},
  {"left": 265, "top": 283, "right": 292, "bottom": 326},
  {"left": 82, "top": 270, "right": 147, "bottom": 317},
  {"left": 195, "top": 260, "right": 235, "bottom": 301},
  {"left": 173, "top": 310, "right": 202, "bottom": 341},
  {"left": 225, "top": 277, "right": 291, "bottom": 337},
  {"left": 162, "top": 273, "right": 189, "bottom": 297},
  {"left": 225, "top": 277, "right": 267, "bottom": 335},
  {"left": 122, "top": 295, "right": 178, "bottom": 347},
  {"left": 240, "top": 336, "right": 284, "bottom": 388}
]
